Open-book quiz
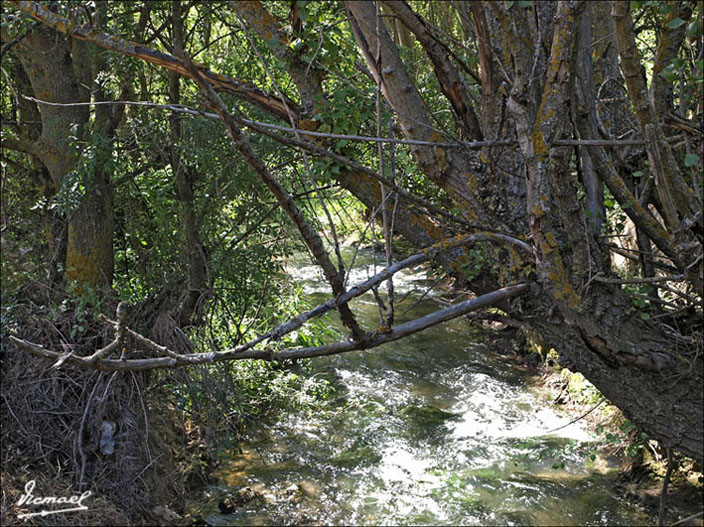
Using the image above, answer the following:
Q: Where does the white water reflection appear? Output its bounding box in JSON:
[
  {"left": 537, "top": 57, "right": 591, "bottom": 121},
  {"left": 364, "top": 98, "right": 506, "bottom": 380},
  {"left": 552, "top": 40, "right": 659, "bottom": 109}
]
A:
[
  {"left": 285, "top": 249, "right": 436, "bottom": 296},
  {"left": 206, "top": 249, "right": 653, "bottom": 526},
  {"left": 450, "top": 372, "right": 593, "bottom": 442}
]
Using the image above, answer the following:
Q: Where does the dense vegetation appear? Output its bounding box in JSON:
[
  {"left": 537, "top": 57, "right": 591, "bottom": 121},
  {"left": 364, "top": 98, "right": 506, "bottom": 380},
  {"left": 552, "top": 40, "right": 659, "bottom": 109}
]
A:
[{"left": 1, "top": 0, "right": 702, "bottom": 523}]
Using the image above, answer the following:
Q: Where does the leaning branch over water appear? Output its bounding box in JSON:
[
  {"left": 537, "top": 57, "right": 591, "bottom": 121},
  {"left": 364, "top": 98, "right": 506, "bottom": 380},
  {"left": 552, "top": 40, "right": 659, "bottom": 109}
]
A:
[{"left": 10, "top": 269, "right": 530, "bottom": 371}]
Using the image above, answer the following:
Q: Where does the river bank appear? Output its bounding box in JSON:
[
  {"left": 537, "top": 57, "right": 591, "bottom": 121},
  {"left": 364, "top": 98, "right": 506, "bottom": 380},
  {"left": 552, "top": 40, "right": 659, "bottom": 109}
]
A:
[{"left": 173, "top": 247, "right": 702, "bottom": 526}]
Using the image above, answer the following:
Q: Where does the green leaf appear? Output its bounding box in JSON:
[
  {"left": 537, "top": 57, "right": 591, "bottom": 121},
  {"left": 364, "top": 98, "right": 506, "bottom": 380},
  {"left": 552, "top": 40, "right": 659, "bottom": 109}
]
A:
[
  {"left": 640, "top": 312, "right": 651, "bottom": 321},
  {"left": 296, "top": 1, "right": 310, "bottom": 22},
  {"left": 290, "top": 38, "right": 304, "bottom": 52},
  {"left": 687, "top": 20, "right": 703, "bottom": 38},
  {"left": 659, "top": 63, "right": 678, "bottom": 83},
  {"left": 666, "top": 17, "right": 686, "bottom": 29},
  {"left": 684, "top": 153, "right": 700, "bottom": 167},
  {"left": 604, "top": 198, "right": 615, "bottom": 208},
  {"left": 632, "top": 171, "right": 643, "bottom": 178}
]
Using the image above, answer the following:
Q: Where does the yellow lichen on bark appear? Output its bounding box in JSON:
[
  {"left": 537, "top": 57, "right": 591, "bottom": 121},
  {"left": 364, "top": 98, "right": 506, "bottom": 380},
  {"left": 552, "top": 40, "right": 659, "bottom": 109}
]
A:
[
  {"left": 409, "top": 213, "right": 444, "bottom": 240},
  {"left": 530, "top": 126, "right": 549, "bottom": 159},
  {"left": 546, "top": 252, "right": 582, "bottom": 310}
]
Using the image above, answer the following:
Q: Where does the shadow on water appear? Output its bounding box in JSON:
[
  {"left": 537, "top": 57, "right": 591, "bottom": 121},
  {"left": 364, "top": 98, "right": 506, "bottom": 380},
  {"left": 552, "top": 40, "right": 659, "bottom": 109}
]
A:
[{"left": 201, "top": 249, "right": 654, "bottom": 526}]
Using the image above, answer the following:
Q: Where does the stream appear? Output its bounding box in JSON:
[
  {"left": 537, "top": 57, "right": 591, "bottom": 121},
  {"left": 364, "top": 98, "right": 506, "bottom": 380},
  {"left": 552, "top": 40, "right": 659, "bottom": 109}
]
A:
[{"left": 201, "top": 248, "right": 653, "bottom": 526}]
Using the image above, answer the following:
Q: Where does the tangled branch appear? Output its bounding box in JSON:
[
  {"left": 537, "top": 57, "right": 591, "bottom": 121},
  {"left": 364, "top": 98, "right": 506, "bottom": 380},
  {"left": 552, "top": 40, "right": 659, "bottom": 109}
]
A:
[{"left": 10, "top": 236, "right": 531, "bottom": 371}]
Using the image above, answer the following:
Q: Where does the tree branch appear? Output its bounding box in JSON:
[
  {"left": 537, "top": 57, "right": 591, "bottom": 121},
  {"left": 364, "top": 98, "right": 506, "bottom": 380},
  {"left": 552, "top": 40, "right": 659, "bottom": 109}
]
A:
[
  {"left": 9, "top": 283, "right": 529, "bottom": 371},
  {"left": 21, "top": 95, "right": 535, "bottom": 250},
  {"left": 8, "top": 0, "right": 296, "bottom": 122},
  {"left": 0, "top": 21, "right": 38, "bottom": 57},
  {"left": 176, "top": 51, "right": 366, "bottom": 341},
  {"left": 19, "top": 96, "right": 645, "bottom": 149},
  {"left": 594, "top": 274, "right": 685, "bottom": 285},
  {"left": 1, "top": 135, "right": 40, "bottom": 158},
  {"left": 383, "top": 0, "right": 483, "bottom": 140}
]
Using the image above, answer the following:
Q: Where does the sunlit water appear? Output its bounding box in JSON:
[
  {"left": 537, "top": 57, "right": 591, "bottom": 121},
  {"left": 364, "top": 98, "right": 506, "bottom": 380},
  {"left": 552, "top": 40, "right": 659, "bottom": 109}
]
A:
[{"left": 202, "top": 248, "right": 652, "bottom": 526}]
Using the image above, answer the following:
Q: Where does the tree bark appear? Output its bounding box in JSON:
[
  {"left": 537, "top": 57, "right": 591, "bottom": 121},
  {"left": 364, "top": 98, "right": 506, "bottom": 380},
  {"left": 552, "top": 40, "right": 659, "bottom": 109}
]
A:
[{"left": 9, "top": 23, "right": 114, "bottom": 289}]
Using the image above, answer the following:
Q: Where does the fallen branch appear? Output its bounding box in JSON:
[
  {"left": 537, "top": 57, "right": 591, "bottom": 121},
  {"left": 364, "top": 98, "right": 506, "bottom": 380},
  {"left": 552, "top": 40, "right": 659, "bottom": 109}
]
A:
[
  {"left": 16, "top": 233, "right": 525, "bottom": 366},
  {"left": 223, "top": 232, "right": 527, "bottom": 355},
  {"left": 10, "top": 283, "right": 530, "bottom": 371},
  {"left": 593, "top": 274, "right": 685, "bottom": 285},
  {"left": 670, "top": 511, "right": 704, "bottom": 527}
]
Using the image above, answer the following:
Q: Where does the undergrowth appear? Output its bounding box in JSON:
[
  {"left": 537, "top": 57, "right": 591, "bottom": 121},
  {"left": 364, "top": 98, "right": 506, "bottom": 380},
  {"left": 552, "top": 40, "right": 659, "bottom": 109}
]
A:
[{"left": 1, "top": 275, "right": 334, "bottom": 525}]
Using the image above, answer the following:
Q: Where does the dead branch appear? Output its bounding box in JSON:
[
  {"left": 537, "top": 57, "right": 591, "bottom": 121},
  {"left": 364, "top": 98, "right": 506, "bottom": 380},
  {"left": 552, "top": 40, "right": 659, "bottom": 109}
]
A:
[
  {"left": 10, "top": 274, "right": 529, "bottom": 371},
  {"left": 594, "top": 274, "right": 685, "bottom": 285},
  {"left": 19, "top": 95, "right": 645, "bottom": 150},
  {"left": 13, "top": 233, "right": 518, "bottom": 367}
]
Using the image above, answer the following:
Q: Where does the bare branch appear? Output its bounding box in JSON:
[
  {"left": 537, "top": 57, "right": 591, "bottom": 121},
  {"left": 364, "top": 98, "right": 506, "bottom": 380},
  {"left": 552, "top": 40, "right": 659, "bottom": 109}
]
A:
[
  {"left": 21, "top": 96, "right": 535, "bottom": 246},
  {"left": 1, "top": 135, "right": 40, "bottom": 158},
  {"left": 0, "top": 21, "right": 38, "bottom": 57},
  {"left": 20, "top": 96, "right": 645, "bottom": 149},
  {"left": 594, "top": 274, "right": 685, "bottom": 285},
  {"left": 175, "top": 50, "right": 366, "bottom": 341},
  {"left": 9, "top": 283, "right": 529, "bottom": 371}
]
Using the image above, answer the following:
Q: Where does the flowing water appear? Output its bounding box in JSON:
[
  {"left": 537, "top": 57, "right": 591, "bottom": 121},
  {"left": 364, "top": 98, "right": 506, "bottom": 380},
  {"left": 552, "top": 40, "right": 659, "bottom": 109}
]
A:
[{"left": 202, "top": 248, "right": 653, "bottom": 526}]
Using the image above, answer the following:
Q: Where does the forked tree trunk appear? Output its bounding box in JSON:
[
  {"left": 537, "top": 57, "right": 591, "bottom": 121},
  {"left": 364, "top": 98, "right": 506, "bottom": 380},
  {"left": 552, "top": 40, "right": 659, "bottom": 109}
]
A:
[{"left": 346, "top": 0, "right": 704, "bottom": 464}]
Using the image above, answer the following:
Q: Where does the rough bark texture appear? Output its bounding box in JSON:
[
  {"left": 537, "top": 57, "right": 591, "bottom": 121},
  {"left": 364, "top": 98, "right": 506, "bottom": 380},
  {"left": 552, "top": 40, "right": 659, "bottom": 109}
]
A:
[
  {"left": 383, "top": 0, "right": 483, "bottom": 141},
  {"left": 8, "top": 22, "right": 113, "bottom": 288}
]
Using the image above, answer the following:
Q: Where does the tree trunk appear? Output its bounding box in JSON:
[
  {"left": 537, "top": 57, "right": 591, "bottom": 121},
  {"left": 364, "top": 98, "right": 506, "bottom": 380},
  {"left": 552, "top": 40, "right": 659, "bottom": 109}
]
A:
[
  {"left": 9, "top": 24, "right": 114, "bottom": 289},
  {"left": 5, "top": 12, "right": 148, "bottom": 512}
]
